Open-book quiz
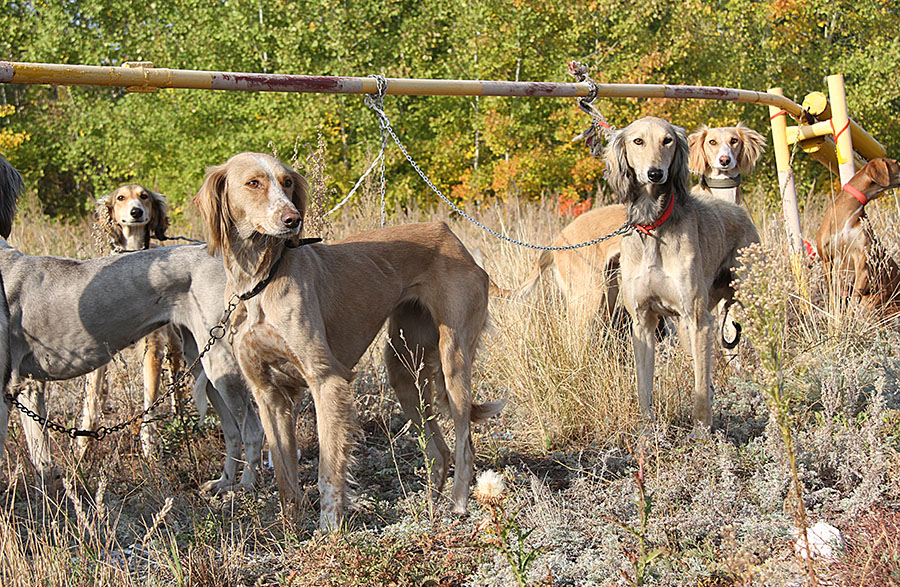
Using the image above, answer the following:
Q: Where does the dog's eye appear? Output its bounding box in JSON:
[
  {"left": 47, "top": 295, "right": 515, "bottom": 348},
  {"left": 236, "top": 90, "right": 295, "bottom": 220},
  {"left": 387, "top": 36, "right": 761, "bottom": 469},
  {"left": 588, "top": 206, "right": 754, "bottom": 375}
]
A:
[
  {"left": 708, "top": 139, "right": 717, "bottom": 146},
  {"left": 246, "top": 179, "right": 260, "bottom": 188},
  {"left": 663, "top": 137, "right": 673, "bottom": 145},
  {"left": 140, "top": 193, "right": 148, "bottom": 199},
  {"left": 284, "top": 178, "right": 293, "bottom": 188},
  {"left": 116, "top": 194, "right": 125, "bottom": 201},
  {"left": 730, "top": 137, "right": 739, "bottom": 145},
  {"left": 633, "top": 138, "right": 644, "bottom": 146}
]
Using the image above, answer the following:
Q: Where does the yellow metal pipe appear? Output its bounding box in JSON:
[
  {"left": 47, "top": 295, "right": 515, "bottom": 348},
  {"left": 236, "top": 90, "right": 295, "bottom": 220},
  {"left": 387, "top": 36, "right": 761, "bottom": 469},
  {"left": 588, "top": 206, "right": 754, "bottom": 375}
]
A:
[
  {"left": 768, "top": 87, "right": 803, "bottom": 254},
  {"left": 0, "top": 60, "right": 803, "bottom": 112},
  {"left": 786, "top": 121, "right": 834, "bottom": 143},
  {"left": 826, "top": 74, "right": 857, "bottom": 185},
  {"left": 801, "top": 90, "right": 885, "bottom": 162}
]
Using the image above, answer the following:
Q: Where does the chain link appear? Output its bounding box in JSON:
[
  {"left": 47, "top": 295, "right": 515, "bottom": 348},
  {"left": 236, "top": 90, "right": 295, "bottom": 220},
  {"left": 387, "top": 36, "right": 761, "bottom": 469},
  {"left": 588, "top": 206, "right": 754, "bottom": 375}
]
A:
[{"left": 4, "top": 294, "right": 242, "bottom": 441}]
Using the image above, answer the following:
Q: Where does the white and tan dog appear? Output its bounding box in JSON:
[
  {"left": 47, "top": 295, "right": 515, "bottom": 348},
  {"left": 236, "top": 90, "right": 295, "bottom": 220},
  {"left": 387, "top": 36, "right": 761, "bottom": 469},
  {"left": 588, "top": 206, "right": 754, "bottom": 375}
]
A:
[
  {"left": 82, "top": 185, "right": 186, "bottom": 458},
  {"left": 687, "top": 123, "right": 766, "bottom": 205},
  {"left": 607, "top": 117, "right": 758, "bottom": 430},
  {"left": 193, "top": 152, "right": 502, "bottom": 529}
]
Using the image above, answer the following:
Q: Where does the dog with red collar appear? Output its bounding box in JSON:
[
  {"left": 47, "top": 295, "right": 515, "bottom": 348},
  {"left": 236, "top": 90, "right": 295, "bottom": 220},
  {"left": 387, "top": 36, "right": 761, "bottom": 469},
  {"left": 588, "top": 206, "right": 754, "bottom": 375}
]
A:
[{"left": 816, "top": 158, "right": 900, "bottom": 313}]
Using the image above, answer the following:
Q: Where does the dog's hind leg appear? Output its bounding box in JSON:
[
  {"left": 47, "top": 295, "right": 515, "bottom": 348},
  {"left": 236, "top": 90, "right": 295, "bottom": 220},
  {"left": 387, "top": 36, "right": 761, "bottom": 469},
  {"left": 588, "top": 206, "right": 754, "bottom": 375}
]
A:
[{"left": 385, "top": 314, "right": 451, "bottom": 496}]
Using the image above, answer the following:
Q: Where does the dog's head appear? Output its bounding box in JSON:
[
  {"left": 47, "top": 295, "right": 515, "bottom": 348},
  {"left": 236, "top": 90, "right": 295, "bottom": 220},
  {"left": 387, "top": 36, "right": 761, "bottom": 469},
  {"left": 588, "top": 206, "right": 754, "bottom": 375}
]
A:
[
  {"left": 863, "top": 158, "right": 900, "bottom": 191},
  {"left": 688, "top": 123, "right": 766, "bottom": 176},
  {"left": 604, "top": 116, "right": 690, "bottom": 204},
  {"left": 193, "top": 152, "right": 308, "bottom": 256},
  {"left": 96, "top": 184, "right": 169, "bottom": 248}
]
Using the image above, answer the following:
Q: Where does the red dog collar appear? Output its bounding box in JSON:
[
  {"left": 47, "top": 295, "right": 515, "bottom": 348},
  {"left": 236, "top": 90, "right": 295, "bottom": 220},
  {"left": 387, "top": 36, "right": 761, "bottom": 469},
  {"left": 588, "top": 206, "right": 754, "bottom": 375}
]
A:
[
  {"left": 843, "top": 183, "right": 868, "bottom": 205},
  {"left": 633, "top": 191, "right": 675, "bottom": 235}
]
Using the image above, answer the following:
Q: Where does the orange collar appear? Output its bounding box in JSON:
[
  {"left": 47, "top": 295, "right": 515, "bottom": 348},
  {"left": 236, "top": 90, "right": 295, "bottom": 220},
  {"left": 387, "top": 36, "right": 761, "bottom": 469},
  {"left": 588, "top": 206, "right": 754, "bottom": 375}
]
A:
[
  {"left": 633, "top": 191, "right": 675, "bottom": 235},
  {"left": 844, "top": 183, "right": 869, "bottom": 205}
]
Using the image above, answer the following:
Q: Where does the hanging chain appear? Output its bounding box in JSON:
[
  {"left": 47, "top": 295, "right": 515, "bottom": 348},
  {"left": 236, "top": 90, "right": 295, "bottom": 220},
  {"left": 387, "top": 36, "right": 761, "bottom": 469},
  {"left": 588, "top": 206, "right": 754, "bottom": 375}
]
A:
[
  {"left": 363, "top": 74, "right": 389, "bottom": 227},
  {"left": 325, "top": 75, "right": 390, "bottom": 218},
  {"left": 363, "top": 82, "right": 633, "bottom": 251},
  {"left": 4, "top": 295, "right": 242, "bottom": 441}
]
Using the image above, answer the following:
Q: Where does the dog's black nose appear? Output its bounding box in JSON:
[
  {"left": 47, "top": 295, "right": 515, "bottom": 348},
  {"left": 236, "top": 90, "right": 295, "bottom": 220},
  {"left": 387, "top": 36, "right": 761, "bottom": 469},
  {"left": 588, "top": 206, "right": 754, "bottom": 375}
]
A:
[
  {"left": 282, "top": 210, "right": 301, "bottom": 229},
  {"left": 647, "top": 168, "right": 664, "bottom": 183},
  {"left": 130, "top": 207, "right": 144, "bottom": 219},
  {"left": 719, "top": 155, "right": 732, "bottom": 166}
]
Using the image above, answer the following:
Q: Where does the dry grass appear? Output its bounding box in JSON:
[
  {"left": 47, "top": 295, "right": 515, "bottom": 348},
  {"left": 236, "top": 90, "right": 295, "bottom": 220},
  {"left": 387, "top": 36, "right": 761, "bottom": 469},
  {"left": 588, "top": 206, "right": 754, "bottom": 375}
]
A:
[{"left": 1, "top": 157, "right": 900, "bottom": 585}]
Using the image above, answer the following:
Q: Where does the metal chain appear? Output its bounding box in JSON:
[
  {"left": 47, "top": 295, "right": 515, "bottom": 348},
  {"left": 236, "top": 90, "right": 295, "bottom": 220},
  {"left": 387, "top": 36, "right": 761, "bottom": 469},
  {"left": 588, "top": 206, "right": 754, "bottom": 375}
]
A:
[
  {"left": 4, "top": 295, "right": 242, "bottom": 441},
  {"left": 364, "top": 94, "right": 633, "bottom": 251},
  {"left": 363, "top": 75, "right": 389, "bottom": 227},
  {"left": 325, "top": 75, "right": 390, "bottom": 218}
]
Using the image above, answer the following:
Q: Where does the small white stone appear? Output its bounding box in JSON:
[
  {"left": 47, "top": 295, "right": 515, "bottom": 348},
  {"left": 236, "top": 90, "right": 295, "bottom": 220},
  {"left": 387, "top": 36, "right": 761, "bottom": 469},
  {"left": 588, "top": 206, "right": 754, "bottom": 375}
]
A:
[{"left": 793, "top": 521, "right": 844, "bottom": 560}]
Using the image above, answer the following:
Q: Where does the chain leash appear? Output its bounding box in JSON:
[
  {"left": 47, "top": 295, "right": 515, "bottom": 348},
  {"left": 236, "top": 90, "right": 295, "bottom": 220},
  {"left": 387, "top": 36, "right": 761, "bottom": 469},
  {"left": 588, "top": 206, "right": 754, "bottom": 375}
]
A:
[{"left": 4, "top": 295, "right": 242, "bottom": 441}]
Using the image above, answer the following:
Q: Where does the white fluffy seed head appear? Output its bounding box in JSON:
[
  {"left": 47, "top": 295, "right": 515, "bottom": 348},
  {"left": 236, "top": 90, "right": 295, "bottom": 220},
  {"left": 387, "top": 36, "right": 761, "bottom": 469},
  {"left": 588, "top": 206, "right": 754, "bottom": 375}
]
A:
[{"left": 474, "top": 470, "right": 506, "bottom": 505}]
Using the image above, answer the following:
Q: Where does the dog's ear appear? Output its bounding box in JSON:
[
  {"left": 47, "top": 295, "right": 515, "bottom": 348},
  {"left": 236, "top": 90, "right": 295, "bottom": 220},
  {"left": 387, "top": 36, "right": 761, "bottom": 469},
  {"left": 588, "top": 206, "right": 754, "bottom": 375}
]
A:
[
  {"left": 736, "top": 123, "right": 767, "bottom": 174},
  {"left": 287, "top": 168, "right": 309, "bottom": 247},
  {"left": 192, "top": 163, "right": 229, "bottom": 256},
  {"left": 147, "top": 189, "right": 170, "bottom": 241},
  {"left": 95, "top": 188, "right": 124, "bottom": 249},
  {"left": 604, "top": 129, "right": 634, "bottom": 202},
  {"left": 670, "top": 125, "right": 692, "bottom": 201},
  {"left": 687, "top": 126, "right": 709, "bottom": 176},
  {"left": 868, "top": 158, "right": 893, "bottom": 188}
]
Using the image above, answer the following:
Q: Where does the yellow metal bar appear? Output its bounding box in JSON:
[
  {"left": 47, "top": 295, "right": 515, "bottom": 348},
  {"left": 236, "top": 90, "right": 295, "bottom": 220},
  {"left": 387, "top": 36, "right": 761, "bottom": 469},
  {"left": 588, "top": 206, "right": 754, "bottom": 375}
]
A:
[
  {"left": 768, "top": 87, "right": 803, "bottom": 254},
  {"left": 827, "top": 74, "right": 856, "bottom": 185},
  {"left": 786, "top": 120, "right": 834, "bottom": 143},
  {"left": 801, "top": 90, "right": 885, "bottom": 162},
  {"left": 0, "top": 60, "right": 804, "bottom": 111}
]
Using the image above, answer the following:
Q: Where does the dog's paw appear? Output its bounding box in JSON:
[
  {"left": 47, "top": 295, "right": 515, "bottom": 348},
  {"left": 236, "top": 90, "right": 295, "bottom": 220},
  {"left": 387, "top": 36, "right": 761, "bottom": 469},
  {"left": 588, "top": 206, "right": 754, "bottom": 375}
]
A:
[{"left": 200, "top": 476, "right": 237, "bottom": 495}]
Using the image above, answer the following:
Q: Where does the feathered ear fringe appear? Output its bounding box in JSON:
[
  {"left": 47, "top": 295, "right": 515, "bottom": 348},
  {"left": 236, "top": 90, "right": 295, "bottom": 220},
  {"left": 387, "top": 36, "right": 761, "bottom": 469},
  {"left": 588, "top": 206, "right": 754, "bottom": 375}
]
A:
[
  {"left": 287, "top": 169, "right": 309, "bottom": 248},
  {"left": 0, "top": 155, "right": 22, "bottom": 239},
  {"left": 671, "top": 124, "right": 692, "bottom": 206},
  {"left": 736, "top": 123, "right": 766, "bottom": 174},
  {"left": 192, "top": 165, "right": 229, "bottom": 256},
  {"left": 604, "top": 129, "right": 635, "bottom": 203},
  {"left": 148, "top": 190, "right": 170, "bottom": 242},
  {"left": 94, "top": 190, "right": 124, "bottom": 251},
  {"left": 687, "top": 126, "right": 710, "bottom": 176}
]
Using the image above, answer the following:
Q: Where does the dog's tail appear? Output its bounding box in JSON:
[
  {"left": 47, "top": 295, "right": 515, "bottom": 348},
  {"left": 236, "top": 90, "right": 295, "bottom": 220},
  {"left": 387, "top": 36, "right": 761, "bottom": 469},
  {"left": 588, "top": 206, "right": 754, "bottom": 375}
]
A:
[
  {"left": 469, "top": 248, "right": 514, "bottom": 297},
  {"left": 470, "top": 399, "right": 506, "bottom": 423},
  {"left": 0, "top": 155, "right": 23, "bottom": 239},
  {"left": 721, "top": 299, "right": 742, "bottom": 349},
  {"left": 508, "top": 250, "right": 553, "bottom": 299}
]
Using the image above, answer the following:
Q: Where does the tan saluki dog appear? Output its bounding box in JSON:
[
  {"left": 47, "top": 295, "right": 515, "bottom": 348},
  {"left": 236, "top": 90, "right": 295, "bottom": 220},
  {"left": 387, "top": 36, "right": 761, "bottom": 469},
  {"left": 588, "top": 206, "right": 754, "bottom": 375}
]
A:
[
  {"left": 607, "top": 117, "right": 758, "bottom": 430},
  {"left": 512, "top": 124, "right": 763, "bottom": 327},
  {"left": 80, "top": 185, "right": 185, "bottom": 458},
  {"left": 687, "top": 123, "right": 766, "bottom": 205},
  {"left": 193, "top": 152, "right": 502, "bottom": 529},
  {"left": 815, "top": 158, "right": 900, "bottom": 314}
]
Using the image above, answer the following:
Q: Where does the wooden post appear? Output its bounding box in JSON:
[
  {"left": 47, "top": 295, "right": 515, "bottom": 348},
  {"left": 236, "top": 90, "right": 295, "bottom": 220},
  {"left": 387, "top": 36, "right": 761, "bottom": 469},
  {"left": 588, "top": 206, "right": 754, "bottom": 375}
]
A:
[
  {"left": 768, "top": 87, "right": 804, "bottom": 254},
  {"left": 826, "top": 74, "right": 856, "bottom": 185}
]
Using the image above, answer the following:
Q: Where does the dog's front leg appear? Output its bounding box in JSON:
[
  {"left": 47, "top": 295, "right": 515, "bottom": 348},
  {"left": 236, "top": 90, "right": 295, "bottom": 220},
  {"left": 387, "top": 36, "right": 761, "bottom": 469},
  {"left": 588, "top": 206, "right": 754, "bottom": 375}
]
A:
[
  {"left": 631, "top": 309, "right": 659, "bottom": 423},
  {"left": 686, "top": 309, "right": 714, "bottom": 430},
  {"left": 18, "top": 380, "right": 59, "bottom": 492},
  {"left": 308, "top": 371, "right": 358, "bottom": 530}
]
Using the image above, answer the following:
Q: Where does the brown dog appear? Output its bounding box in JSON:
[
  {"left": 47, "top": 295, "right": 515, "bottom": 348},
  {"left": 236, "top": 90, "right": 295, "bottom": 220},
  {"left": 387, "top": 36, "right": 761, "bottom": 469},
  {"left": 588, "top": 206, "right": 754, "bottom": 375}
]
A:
[
  {"left": 816, "top": 158, "right": 900, "bottom": 313},
  {"left": 193, "top": 152, "right": 502, "bottom": 529}
]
